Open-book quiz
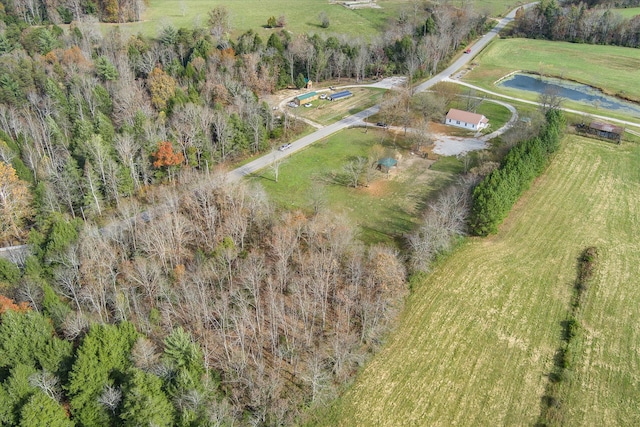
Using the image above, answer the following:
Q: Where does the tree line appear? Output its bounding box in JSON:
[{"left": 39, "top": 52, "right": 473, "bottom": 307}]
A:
[
  {"left": 0, "top": 0, "right": 147, "bottom": 24},
  {"left": 511, "top": 0, "right": 640, "bottom": 47},
  {"left": 469, "top": 109, "right": 565, "bottom": 236}
]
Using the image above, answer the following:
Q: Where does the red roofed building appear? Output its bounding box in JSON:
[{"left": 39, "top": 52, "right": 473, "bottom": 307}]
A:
[{"left": 445, "top": 108, "right": 489, "bottom": 131}]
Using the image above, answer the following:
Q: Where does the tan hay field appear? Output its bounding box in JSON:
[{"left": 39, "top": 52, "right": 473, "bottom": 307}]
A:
[{"left": 314, "top": 135, "right": 640, "bottom": 425}]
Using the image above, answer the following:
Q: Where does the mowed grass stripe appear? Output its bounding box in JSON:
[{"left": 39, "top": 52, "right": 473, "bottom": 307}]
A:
[
  {"left": 562, "top": 140, "right": 640, "bottom": 425},
  {"left": 318, "top": 135, "right": 640, "bottom": 426}
]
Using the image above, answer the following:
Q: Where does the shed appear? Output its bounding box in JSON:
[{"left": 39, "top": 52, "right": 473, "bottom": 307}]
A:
[
  {"left": 588, "top": 121, "right": 624, "bottom": 142},
  {"left": 294, "top": 91, "right": 318, "bottom": 105},
  {"left": 328, "top": 90, "right": 353, "bottom": 101},
  {"left": 445, "top": 108, "right": 489, "bottom": 130},
  {"left": 377, "top": 157, "right": 397, "bottom": 171}
]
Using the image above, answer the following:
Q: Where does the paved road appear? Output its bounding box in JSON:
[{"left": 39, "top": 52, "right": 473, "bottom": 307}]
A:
[
  {"left": 0, "top": 244, "right": 29, "bottom": 263},
  {"left": 228, "top": 105, "right": 379, "bottom": 181},
  {"left": 229, "top": 4, "right": 536, "bottom": 180},
  {"left": 9, "top": 3, "right": 640, "bottom": 259},
  {"left": 414, "top": 3, "right": 531, "bottom": 93}
]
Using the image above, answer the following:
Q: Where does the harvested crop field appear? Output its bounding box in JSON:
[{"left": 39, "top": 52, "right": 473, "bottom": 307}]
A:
[{"left": 311, "top": 135, "right": 640, "bottom": 426}]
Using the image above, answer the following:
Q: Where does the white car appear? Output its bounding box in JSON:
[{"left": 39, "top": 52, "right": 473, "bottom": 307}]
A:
[
  {"left": 320, "top": 93, "right": 327, "bottom": 99},
  {"left": 304, "top": 103, "right": 313, "bottom": 107},
  {"left": 278, "top": 143, "right": 292, "bottom": 151}
]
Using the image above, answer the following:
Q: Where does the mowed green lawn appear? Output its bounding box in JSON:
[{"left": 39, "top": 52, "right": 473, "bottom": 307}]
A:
[
  {"left": 310, "top": 135, "right": 640, "bottom": 425},
  {"left": 248, "top": 128, "right": 456, "bottom": 244},
  {"left": 465, "top": 38, "right": 640, "bottom": 103}
]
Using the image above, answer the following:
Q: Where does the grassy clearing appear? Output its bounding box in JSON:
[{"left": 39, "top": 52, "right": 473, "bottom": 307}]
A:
[
  {"left": 471, "top": 0, "right": 524, "bottom": 16},
  {"left": 248, "top": 128, "right": 454, "bottom": 244},
  {"left": 294, "top": 88, "right": 386, "bottom": 125},
  {"left": 465, "top": 38, "right": 640, "bottom": 104},
  {"left": 309, "top": 134, "right": 640, "bottom": 426},
  {"left": 105, "top": 0, "right": 521, "bottom": 39},
  {"left": 111, "top": 0, "right": 414, "bottom": 39},
  {"left": 613, "top": 7, "right": 640, "bottom": 18}
]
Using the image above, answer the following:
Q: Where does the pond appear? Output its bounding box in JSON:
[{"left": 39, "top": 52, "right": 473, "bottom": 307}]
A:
[{"left": 498, "top": 73, "right": 640, "bottom": 118}]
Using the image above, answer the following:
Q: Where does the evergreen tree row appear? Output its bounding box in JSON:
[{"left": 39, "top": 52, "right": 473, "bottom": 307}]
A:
[{"left": 469, "top": 109, "right": 565, "bottom": 236}]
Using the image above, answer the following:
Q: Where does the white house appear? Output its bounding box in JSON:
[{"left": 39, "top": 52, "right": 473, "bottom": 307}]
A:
[{"left": 445, "top": 109, "right": 489, "bottom": 130}]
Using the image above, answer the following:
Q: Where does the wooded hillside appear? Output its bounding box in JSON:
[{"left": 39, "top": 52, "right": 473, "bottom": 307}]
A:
[{"left": 0, "top": 3, "right": 490, "bottom": 425}]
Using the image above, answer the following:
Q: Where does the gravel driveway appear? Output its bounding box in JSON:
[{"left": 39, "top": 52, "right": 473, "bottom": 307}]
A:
[{"left": 431, "top": 135, "right": 488, "bottom": 156}]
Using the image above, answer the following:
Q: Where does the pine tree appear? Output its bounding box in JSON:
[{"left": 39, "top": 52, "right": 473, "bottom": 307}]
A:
[
  {"left": 120, "top": 368, "right": 175, "bottom": 427},
  {"left": 19, "top": 392, "right": 73, "bottom": 427},
  {"left": 67, "top": 322, "right": 138, "bottom": 427}
]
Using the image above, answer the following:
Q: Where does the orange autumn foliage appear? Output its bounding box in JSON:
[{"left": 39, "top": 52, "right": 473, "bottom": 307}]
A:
[
  {"left": 0, "top": 294, "right": 30, "bottom": 315},
  {"left": 152, "top": 141, "right": 184, "bottom": 168}
]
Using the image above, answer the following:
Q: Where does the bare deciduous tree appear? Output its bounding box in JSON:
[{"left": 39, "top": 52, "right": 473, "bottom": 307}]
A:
[{"left": 343, "top": 157, "right": 368, "bottom": 188}]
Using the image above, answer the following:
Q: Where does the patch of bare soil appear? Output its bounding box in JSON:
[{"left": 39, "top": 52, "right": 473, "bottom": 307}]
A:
[
  {"left": 362, "top": 179, "right": 389, "bottom": 197},
  {"left": 430, "top": 122, "right": 450, "bottom": 133}
]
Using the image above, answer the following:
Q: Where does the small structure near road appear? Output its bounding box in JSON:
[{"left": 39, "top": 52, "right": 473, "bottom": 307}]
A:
[
  {"left": 328, "top": 90, "right": 353, "bottom": 101},
  {"left": 294, "top": 91, "right": 318, "bottom": 106},
  {"left": 445, "top": 108, "right": 489, "bottom": 131}
]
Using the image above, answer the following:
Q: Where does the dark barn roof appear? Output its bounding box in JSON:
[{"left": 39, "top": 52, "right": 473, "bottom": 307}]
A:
[{"left": 589, "top": 121, "right": 624, "bottom": 135}]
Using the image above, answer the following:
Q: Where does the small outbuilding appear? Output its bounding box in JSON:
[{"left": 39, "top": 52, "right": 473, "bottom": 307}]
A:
[
  {"left": 377, "top": 157, "right": 397, "bottom": 172},
  {"left": 328, "top": 90, "right": 353, "bottom": 101},
  {"left": 445, "top": 108, "right": 489, "bottom": 131},
  {"left": 587, "top": 121, "right": 624, "bottom": 142},
  {"left": 294, "top": 91, "right": 318, "bottom": 106}
]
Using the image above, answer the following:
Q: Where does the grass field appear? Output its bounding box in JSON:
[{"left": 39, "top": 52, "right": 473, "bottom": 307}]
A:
[
  {"left": 248, "top": 128, "right": 455, "bottom": 244},
  {"left": 106, "top": 0, "right": 522, "bottom": 39},
  {"left": 114, "top": 0, "right": 413, "bottom": 39},
  {"left": 465, "top": 38, "right": 640, "bottom": 105},
  {"left": 613, "top": 7, "right": 640, "bottom": 18},
  {"left": 308, "top": 134, "right": 640, "bottom": 425}
]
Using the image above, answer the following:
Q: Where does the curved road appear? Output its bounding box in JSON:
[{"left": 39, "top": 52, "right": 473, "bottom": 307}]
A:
[
  {"left": 228, "top": 3, "right": 536, "bottom": 181},
  {"left": 9, "top": 3, "right": 640, "bottom": 260},
  {"left": 447, "top": 78, "right": 640, "bottom": 129}
]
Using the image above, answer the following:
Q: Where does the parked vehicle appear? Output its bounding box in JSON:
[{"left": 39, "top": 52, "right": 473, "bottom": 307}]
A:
[
  {"left": 464, "top": 47, "right": 471, "bottom": 54},
  {"left": 278, "top": 143, "right": 292, "bottom": 151},
  {"left": 320, "top": 93, "right": 327, "bottom": 99},
  {"left": 376, "top": 122, "right": 389, "bottom": 128},
  {"left": 304, "top": 103, "right": 312, "bottom": 107}
]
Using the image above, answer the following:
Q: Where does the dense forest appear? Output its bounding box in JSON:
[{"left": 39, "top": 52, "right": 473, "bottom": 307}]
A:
[
  {"left": 512, "top": 0, "right": 640, "bottom": 47},
  {"left": 0, "top": 3, "right": 493, "bottom": 425},
  {"left": 0, "top": 0, "right": 148, "bottom": 24}
]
